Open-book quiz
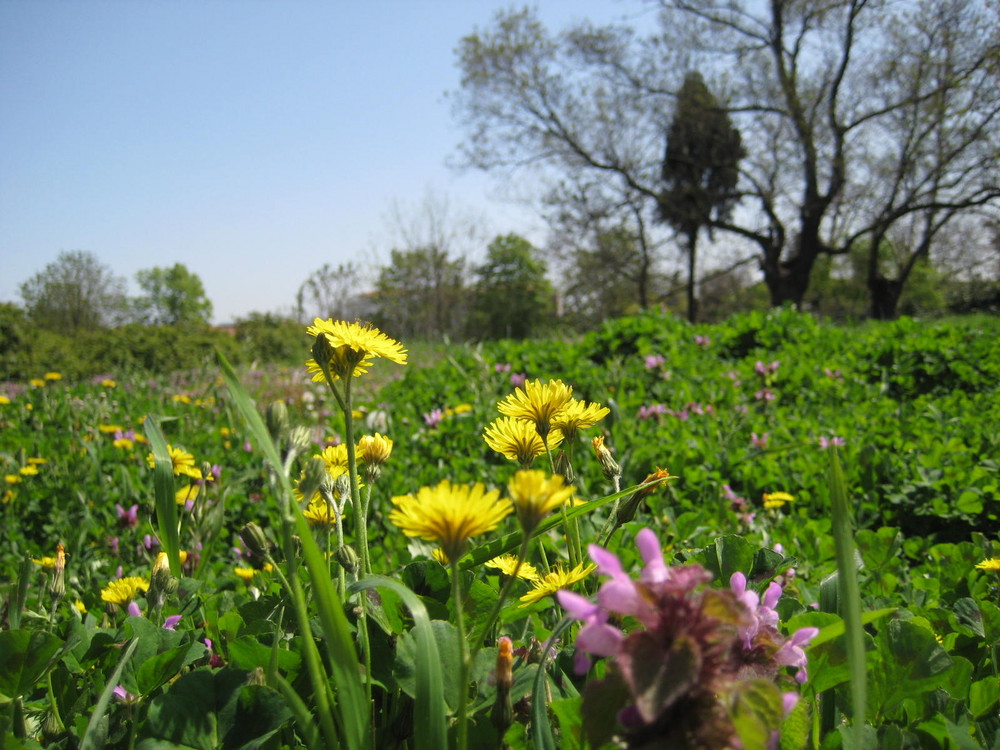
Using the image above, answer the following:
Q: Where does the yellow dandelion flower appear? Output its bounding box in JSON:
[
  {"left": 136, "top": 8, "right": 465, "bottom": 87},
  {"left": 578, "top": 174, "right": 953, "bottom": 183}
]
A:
[
  {"left": 19, "top": 465, "right": 39, "bottom": 476},
  {"left": 98, "top": 424, "right": 123, "bottom": 434},
  {"left": 27, "top": 457, "right": 47, "bottom": 465},
  {"left": 146, "top": 445, "right": 200, "bottom": 478},
  {"left": 497, "top": 379, "right": 574, "bottom": 440},
  {"left": 33, "top": 556, "right": 57, "bottom": 569},
  {"left": 389, "top": 480, "right": 512, "bottom": 561},
  {"left": 551, "top": 398, "right": 610, "bottom": 438},
  {"left": 30, "top": 378, "right": 46, "bottom": 387},
  {"left": 74, "top": 599, "right": 87, "bottom": 614},
  {"left": 484, "top": 417, "right": 563, "bottom": 467},
  {"left": 507, "top": 470, "right": 576, "bottom": 533},
  {"left": 234, "top": 566, "right": 257, "bottom": 582},
  {"left": 114, "top": 437, "right": 134, "bottom": 450},
  {"left": 357, "top": 433, "right": 393, "bottom": 466},
  {"left": 303, "top": 498, "right": 338, "bottom": 527},
  {"left": 762, "top": 491, "right": 794, "bottom": 509},
  {"left": 5, "top": 475, "right": 21, "bottom": 484},
  {"left": 153, "top": 551, "right": 188, "bottom": 574},
  {"left": 0, "top": 395, "right": 10, "bottom": 404},
  {"left": 100, "top": 577, "right": 149, "bottom": 606},
  {"left": 486, "top": 554, "right": 540, "bottom": 581},
  {"left": 432, "top": 548, "right": 450, "bottom": 566},
  {"left": 175, "top": 482, "right": 200, "bottom": 504},
  {"left": 220, "top": 427, "right": 231, "bottom": 437},
  {"left": 975, "top": 558, "right": 1000, "bottom": 571},
  {"left": 453, "top": 403, "right": 473, "bottom": 415},
  {"left": 519, "top": 562, "right": 596, "bottom": 607},
  {"left": 3, "top": 489, "right": 15, "bottom": 504},
  {"left": 317, "top": 444, "right": 350, "bottom": 476},
  {"left": 306, "top": 319, "right": 407, "bottom": 383},
  {"left": 101, "top": 379, "right": 116, "bottom": 388},
  {"left": 44, "top": 372, "right": 62, "bottom": 381}
]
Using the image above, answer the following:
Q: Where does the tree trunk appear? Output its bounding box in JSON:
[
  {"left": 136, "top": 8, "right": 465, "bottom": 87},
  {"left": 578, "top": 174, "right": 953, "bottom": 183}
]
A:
[
  {"left": 686, "top": 230, "right": 699, "bottom": 323},
  {"left": 869, "top": 275, "right": 904, "bottom": 320}
]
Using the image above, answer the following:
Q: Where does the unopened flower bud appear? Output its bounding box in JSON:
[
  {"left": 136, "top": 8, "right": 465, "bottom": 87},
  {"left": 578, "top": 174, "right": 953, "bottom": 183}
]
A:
[
  {"left": 618, "top": 468, "right": 670, "bottom": 525},
  {"left": 298, "top": 458, "right": 328, "bottom": 505},
  {"left": 553, "top": 450, "right": 575, "bottom": 484},
  {"left": 491, "top": 636, "right": 514, "bottom": 733},
  {"left": 48, "top": 544, "right": 67, "bottom": 600},
  {"left": 264, "top": 401, "right": 289, "bottom": 443},
  {"left": 592, "top": 436, "right": 621, "bottom": 483},
  {"left": 286, "top": 426, "right": 312, "bottom": 462},
  {"left": 336, "top": 544, "right": 360, "bottom": 576},
  {"left": 239, "top": 522, "right": 271, "bottom": 560}
]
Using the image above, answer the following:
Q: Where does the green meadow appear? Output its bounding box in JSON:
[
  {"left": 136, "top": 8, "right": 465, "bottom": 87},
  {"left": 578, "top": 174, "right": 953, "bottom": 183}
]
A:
[{"left": 2, "top": 307, "right": 999, "bottom": 749}]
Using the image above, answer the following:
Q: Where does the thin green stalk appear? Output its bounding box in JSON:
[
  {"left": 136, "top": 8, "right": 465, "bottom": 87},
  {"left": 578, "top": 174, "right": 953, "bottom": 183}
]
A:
[
  {"left": 451, "top": 560, "right": 470, "bottom": 750},
  {"left": 471, "top": 533, "right": 533, "bottom": 654},
  {"left": 828, "top": 445, "right": 867, "bottom": 742},
  {"left": 543, "top": 435, "right": 581, "bottom": 569}
]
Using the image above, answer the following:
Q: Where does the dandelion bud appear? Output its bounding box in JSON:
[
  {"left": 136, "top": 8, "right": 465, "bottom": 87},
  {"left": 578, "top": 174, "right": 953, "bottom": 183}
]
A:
[
  {"left": 592, "top": 436, "right": 621, "bottom": 483},
  {"left": 336, "top": 544, "right": 359, "bottom": 575},
  {"left": 553, "top": 450, "right": 575, "bottom": 484},
  {"left": 286, "top": 425, "right": 312, "bottom": 462},
  {"left": 239, "top": 522, "right": 271, "bottom": 560},
  {"left": 491, "top": 636, "right": 514, "bottom": 734},
  {"left": 298, "top": 458, "right": 328, "bottom": 505},
  {"left": 264, "top": 401, "right": 289, "bottom": 443},
  {"left": 618, "top": 469, "right": 670, "bottom": 525},
  {"left": 48, "top": 544, "right": 66, "bottom": 600},
  {"left": 246, "top": 667, "right": 266, "bottom": 687},
  {"left": 310, "top": 333, "right": 336, "bottom": 374}
]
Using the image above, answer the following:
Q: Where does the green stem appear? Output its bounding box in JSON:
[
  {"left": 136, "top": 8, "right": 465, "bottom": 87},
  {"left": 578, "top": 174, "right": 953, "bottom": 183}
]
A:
[
  {"left": 451, "top": 560, "right": 470, "bottom": 750},
  {"left": 471, "top": 534, "right": 533, "bottom": 655}
]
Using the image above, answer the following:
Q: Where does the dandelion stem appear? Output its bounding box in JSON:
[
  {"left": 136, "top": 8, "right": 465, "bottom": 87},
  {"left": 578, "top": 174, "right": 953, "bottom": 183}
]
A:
[{"left": 451, "top": 559, "right": 470, "bottom": 750}]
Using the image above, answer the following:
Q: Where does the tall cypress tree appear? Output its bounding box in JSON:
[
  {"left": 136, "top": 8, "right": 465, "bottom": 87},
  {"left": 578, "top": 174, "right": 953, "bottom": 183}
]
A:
[{"left": 659, "top": 72, "right": 744, "bottom": 323}]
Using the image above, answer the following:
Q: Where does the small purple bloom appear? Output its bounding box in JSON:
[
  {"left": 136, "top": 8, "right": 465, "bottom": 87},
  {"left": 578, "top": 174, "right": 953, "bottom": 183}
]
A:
[
  {"left": 127, "top": 601, "right": 142, "bottom": 617},
  {"left": 510, "top": 372, "right": 527, "bottom": 388},
  {"left": 112, "top": 685, "right": 138, "bottom": 704},
  {"left": 163, "top": 615, "right": 182, "bottom": 630},
  {"left": 694, "top": 335, "right": 710, "bottom": 347},
  {"left": 494, "top": 363, "right": 511, "bottom": 373},
  {"left": 751, "top": 432, "right": 769, "bottom": 450},
  {"left": 819, "top": 436, "right": 846, "bottom": 449},
  {"left": 754, "top": 388, "right": 776, "bottom": 402},
  {"left": 116, "top": 504, "right": 139, "bottom": 529},
  {"left": 423, "top": 409, "right": 444, "bottom": 428},
  {"left": 644, "top": 354, "right": 666, "bottom": 370}
]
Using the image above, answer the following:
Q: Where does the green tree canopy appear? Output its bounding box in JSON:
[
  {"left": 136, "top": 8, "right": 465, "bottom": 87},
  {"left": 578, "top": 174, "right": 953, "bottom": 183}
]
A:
[
  {"left": 468, "top": 234, "right": 554, "bottom": 339},
  {"left": 659, "top": 71, "right": 744, "bottom": 323},
  {"left": 373, "top": 247, "right": 466, "bottom": 339},
  {"left": 134, "top": 263, "right": 213, "bottom": 326},
  {"left": 18, "top": 250, "right": 128, "bottom": 331}
]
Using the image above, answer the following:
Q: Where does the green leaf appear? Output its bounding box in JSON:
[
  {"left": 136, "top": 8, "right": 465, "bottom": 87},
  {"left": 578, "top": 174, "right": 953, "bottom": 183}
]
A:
[
  {"left": 135, "top": 641, "right": 207, "bottom": 696},
  {"left": 353, "top": 575, "right": 448, "bottom": 750},
  {"left": 0, "top": 630, "right": 63, "bottom": 701},
  {"left": 698, "top": 535, "right": 755, "bottom": 583},
  {"left": 138, "top": 668, "right": 291, "bottom": 750},
  {"left": 144, "top": 414, "right": 182, "bottom": 577},
  {"left": 970, "top": 677, "right": 1000, "bottom": 720},
  {"left": 549, "top": 697, "right": 582, "bottom": 750},
  {"left": 729, "top": 679, "right": 784, "bottom": 750},
  {"left": 226, "top": 637, "right": 301, "bottom": 677}
]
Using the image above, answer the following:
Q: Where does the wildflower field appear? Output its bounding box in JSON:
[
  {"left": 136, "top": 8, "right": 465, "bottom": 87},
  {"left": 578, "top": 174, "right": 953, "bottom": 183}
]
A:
[{"left": 2, "top": 307, "right": 999, "bottom": 750}]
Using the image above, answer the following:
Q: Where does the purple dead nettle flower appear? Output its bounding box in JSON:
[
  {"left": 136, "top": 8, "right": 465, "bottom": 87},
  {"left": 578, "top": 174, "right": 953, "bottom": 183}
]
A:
[
  {"left": 754, "top": 388, "right": 776, "bottom": 402},
  {"left": 510, "top": 372, "right": 527, "bottom": 388},
  {"left": 751, "top": 432, "right": 769, "bottom": 450},
  {"left": 127, "top": 601, "right": 142, "bottom": 617},
  {"left": 723, "top": 484, "right": 747, "bottom": 511},
  {"left": 819, "top": 436, "right": 846, "bottom": 449},
  {"left": 694, "top": 335, "right": 711, "bottom": 348},
  {"left": 637, "top": 403, "right": 667, "bottom": 421},
  {"left": 558, "top": 529, "right": 817, "bottom": 747},
  {"left": 644, "top": 354, "right": 666, "bottom": 370},
  {"left": 116, "top": 503, "right": 139, "bottom": 528},
  {"left": 163, "top": 615, "right": 183, "bottom": 630},
  {"left": 824, "top": 367, "right": 842, "bottom": 379},
  {"left": 112, "top": 685, "right": 139, "bottom": 704},
  {"left": 423, "top": 408, "right": 444, "bottom": 428},
  {"left": 494, "top": 363, "right": 511, "bottom": 373}
]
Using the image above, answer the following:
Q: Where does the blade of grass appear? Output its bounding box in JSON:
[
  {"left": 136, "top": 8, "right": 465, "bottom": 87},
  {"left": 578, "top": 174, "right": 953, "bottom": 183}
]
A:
[
  {"left": 272, "top": 673, "right": 323, "bottom": 750},
  {"left": 143, "top": 415, "right": 182, "bottom": 577},
  {"left": 218, "top": 351, "right": 369, "bottom": 749},
  {"left": 531, "top": 617, "right": 575, "bottom": 750},
  {"left": 80, "top": 638, "right": 138, "bottom": 750},
  {"left": 351, "top": 576, "right": 447, "bottom": 750},
  {"left": 827, "top": 445, "right": 867, "bottom": 742}
]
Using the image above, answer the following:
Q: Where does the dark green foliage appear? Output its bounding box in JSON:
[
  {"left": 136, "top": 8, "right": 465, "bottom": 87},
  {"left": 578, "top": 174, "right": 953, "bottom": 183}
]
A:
[
  {"left": 467, "top": 234, "right": 554, "bottom": 339},
  {"left": 18, "top": 250, "right": 129, "bottom": 331},
  {"left": 133, "top": 263, "right": 213, "bottom": 326}
]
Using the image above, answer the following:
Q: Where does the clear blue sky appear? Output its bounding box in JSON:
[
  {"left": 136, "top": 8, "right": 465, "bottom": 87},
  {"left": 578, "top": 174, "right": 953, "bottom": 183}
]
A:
[{"left": 0, "top": 1, "right": 648, "bottom": 323}]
